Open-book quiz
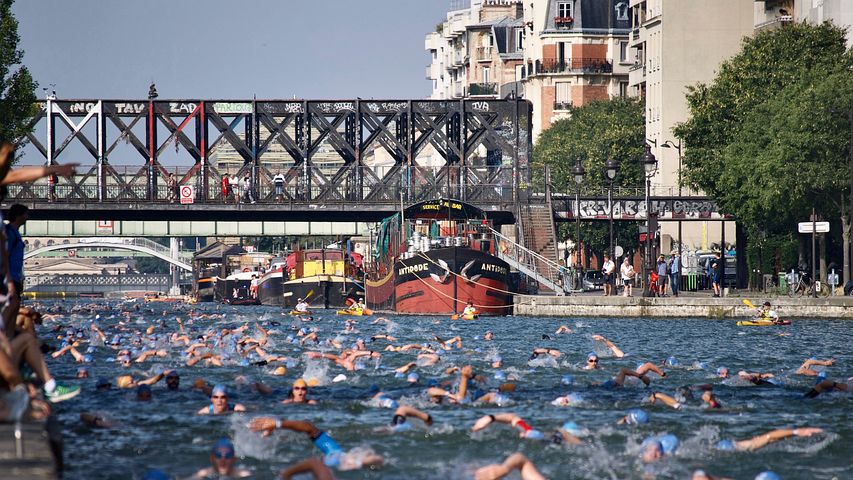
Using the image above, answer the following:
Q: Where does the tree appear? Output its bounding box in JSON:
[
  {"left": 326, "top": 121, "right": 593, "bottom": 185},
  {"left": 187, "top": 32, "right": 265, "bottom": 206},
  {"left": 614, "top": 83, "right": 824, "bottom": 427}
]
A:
[
  {"left": 0, "top": 0, "right": 38, "bottom": 148},
  {"left": 533, "top": 97, "right": 645, "bottom": 262},
  {"left": 674, "top": 22, "right": 853, "bottom": 279}
]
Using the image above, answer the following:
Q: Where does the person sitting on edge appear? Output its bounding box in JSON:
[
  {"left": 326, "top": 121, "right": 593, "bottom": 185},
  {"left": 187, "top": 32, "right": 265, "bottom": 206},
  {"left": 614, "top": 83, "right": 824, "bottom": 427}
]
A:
[
  {"left": 714, "top": 427, "right": 823, "bottom": 452},
  {"left": 283, "top": 378, "right": 317, "bottom": 405},
  {"left": 462, "top": 301, "right": 478, "bottom": 317},
  {"left": 190, "top": 438, "right": 251, "bottom": 478},
  {"left": 197, "top": 384, "right": 246, "bottom": 415},
  {"left": 474, "top": 452, "right": 546, "bottom": 480},
  {"left": 295, "top": 298, "right": 310, "bottom": 313},
  {"left": 249, "top": 417, "right": 384, "bottom": 471}
]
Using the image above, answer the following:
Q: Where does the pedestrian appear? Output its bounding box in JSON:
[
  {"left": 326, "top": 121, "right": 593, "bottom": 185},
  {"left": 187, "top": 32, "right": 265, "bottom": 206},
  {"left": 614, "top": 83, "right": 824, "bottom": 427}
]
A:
[
  {"left": 243, "top": 175, "right": 256, "bottom": 204},
  {"left": 710, "top": 252, "right": 723, "bottom": 297},
  {"left": 601, "top": 254, "right": 615, "bottom": 296},
  {"left": 273, "top": 170, "right": 286, "bottom": 202},
  {"left": 220, "top": 174, "right": 230, "bottom": 204},
  {"left": 669, "top": 250, "right": 680, "bottom": 297},
  {"left": 656, "top": 255, "right": 668, "bottom": 297},
  {"left": 167, "top": 173, "right": 177, "bottom": 203},
  {"left": 620, "top": 257, "right": 635, "bottom": 297},
  {"left": 229, "top": 173, "right": 239, "bottom": 204}
]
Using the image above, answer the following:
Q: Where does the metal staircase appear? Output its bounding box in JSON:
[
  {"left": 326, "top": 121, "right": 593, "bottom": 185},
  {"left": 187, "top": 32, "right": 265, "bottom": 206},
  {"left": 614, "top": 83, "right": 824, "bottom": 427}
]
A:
[{"left": 490, "top": 227, "right": 563, "bottom": 294}]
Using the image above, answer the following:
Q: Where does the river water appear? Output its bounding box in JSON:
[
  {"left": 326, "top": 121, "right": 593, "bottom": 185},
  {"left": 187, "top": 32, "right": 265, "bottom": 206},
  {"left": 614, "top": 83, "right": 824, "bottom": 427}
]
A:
[{"left": 40, "top": 301, "right": 850, "bottom": 479}]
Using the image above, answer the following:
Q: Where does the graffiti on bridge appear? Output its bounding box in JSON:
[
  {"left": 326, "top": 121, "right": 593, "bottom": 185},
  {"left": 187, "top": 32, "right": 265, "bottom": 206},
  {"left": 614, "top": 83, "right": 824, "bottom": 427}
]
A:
[{"left": 560, "top": 199, "right": 727, "bottom": 220}]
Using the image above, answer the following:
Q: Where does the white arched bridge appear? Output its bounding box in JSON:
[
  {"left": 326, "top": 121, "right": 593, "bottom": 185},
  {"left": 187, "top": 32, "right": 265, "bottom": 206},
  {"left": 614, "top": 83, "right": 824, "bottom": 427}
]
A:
[{"left": 24, "top": 237, "right": 192, "bottom": 272}]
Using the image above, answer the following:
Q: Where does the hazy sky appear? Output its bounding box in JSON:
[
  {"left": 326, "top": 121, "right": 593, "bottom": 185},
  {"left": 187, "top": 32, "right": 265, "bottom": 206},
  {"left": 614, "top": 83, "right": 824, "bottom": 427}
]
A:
[{"left": 13, "top": 0, "right": 451, "bottom": 100}]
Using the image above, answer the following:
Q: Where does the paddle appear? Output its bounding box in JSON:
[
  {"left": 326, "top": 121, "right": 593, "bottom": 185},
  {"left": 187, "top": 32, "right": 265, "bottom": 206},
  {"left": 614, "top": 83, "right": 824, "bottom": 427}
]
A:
[
  {"left": 343, "top": 296, "right": 372, "bottom": 315},
  {"left": 742, "top": 299, "right": 757, "bottom": 309}
]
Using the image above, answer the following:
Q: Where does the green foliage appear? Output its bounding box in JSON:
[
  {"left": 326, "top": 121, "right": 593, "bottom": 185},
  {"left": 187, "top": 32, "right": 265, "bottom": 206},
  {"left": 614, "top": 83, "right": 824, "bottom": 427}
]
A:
[
  {"left": 675, "top": 22, "right": 852, "bottom": 222},
  {"left": 535, "top": 97, "right": 645, "bottom": 258},
  {"left": 0, "top": 0, "right": 38, "bottom": 148},
  {"left": 134, "top": 256, "right": 169, "bottom": 274},
  {"left": 534, "top": 97, "right": 645, "bottom": 191}
]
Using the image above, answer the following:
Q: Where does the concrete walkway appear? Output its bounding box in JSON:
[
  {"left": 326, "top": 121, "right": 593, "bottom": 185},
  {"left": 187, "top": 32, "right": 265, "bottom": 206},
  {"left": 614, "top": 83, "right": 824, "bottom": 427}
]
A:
[{"left": 514, "top": 293, "right": 853, "bottom": 318}]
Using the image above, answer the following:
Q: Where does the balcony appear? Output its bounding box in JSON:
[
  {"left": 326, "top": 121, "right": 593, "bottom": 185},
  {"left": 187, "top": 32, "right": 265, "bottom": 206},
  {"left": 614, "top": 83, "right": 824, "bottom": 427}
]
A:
[
  {"left": 755, "top": 15, "right": 794, "bottom": 33},
  {"left": 476, "top": 46, "right": 493, "bottom": 62},
  {"left": 553, "top": 101, "right": 572, "bottom": 111},
  {"left": 534, "top": 58, "right": 613, "bottom": 75},
  {"left": 554, "top": 17, "right": 574, "bottom": 29},
  {"left": 468, "top": 83, "right": 497, "bottom": 96}
]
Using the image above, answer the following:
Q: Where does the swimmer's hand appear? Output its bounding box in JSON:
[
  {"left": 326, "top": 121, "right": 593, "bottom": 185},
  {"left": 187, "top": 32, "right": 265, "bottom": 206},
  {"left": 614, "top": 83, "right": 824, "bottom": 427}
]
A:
[
  {"left": 249, "top": 417, "right": 278, "bottom": 437},
  {"left": 794, "top": 427, "right": 823, "bottom": 437},
  {"left": 592, "top": 335, "right": 605, "bottom": 341}
]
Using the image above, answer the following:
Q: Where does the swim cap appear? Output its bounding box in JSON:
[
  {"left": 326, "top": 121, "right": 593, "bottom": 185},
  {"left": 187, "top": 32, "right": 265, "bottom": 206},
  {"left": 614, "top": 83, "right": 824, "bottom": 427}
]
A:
[
  {"left": 658, "top": 434, "right": 679, "bottom": 454},
  {"left": 211, "top": 384, "right": 227, "bottom": 396},
  {"left": 755, "top": 472, "right": 781, "bottom": 480},
  {"left": 626, "top": 409, "right": 649, "bottom": 425},
  {"left": 166, "top": 370, "right": 180, "bottom": 379},
  {"left": 96, "top": 378, "right": 111, "bottom": 389},
  {"left": 524, "top": 429, "right": 544, "bottom": 440},
  {"left": 666, "top": 356, "right": 679, "bottom": 367},
  {"left": 407, "top": 372, "right": 419, "bottom": 383},
  {"left": 493, "top": 355, "right": 502, "bottom": 362},
  {"left": 143, "top": 469, "right": 170, "bottom": 480},
  {"left": 293, "top": 378, "right": 308, "bottom": 388},
  {"left": 493, "top": 393, "right": 510, "bottom": 406},
  {"left": 561, "top": 374, "right": 575, "bottom": 386},
  {"left": 379, "top": 397, "right": 399, "bottom": 409},
  {"left": 394, "top": 372, "right": 405, "bottom": 379},
  {"left": 494, "top": 370, "right": 506, "bottom": 381},
  {"left": 82, "top": 355, "right": 93, "bottom": 363},
  {"left": 211, "top": 438, "right": 235, "bottom": 456},
  {"left": 587, "top": 352, "right": 598, "bottom": 360},
  {"left": 117, "top": 375, "right": 134, "bottom": 388},
  {"left": 273, "top": 366, "right": 287, "bottom": 376},
  {"left": 392, "top": 421, "right": 413, "bottom": 433},
  {"left": 137, "top": 384, "right": 152, "bottom": 396},
  {"left": 641, "top": 437, "right": 663, "bottom": 454},
  {"left": 561, "top": 421, "right": 584, "bottom": 436},
  {"left": 323, "top": 451, "right": 341, "bottom": 468},
  {"left": 307, "top": 378, "right": 319, "bottom": 387},
  {"left": 716, "top": 366, "right": 729, "bottom": 377},
  {"left": 715, "top": 439, "right": 735, "bottom": 451}
]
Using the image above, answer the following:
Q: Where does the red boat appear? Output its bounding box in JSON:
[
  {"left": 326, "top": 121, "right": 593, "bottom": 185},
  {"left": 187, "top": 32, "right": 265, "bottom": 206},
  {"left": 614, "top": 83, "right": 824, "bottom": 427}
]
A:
[{"left": 366, "top": 199, "right": 511, "bottom": 315}]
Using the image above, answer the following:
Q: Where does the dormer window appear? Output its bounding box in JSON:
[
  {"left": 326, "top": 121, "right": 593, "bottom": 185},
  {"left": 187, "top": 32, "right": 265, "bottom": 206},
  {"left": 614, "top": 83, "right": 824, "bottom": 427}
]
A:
[
  {"left": 615, "top": 2, "right": 629, "bottom": 21},
  {"left": 557, "top": 1, "right": 573, "bottom": 19}
]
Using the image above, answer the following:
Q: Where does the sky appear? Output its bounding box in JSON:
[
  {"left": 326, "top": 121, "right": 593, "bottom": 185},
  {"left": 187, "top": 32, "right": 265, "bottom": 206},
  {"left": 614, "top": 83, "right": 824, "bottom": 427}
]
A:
[{"left": 12, "top": 0, "right": 453, "bottom": 100}]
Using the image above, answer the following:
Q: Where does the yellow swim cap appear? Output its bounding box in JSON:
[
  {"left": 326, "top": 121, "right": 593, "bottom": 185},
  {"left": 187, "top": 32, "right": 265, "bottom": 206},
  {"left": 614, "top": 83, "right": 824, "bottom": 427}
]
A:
[
  {"left": 273, "top": 366, "right": 287, "bottom": 376},
  {"left": 117, "top": 375, "right": 133, "bottom": 388}
]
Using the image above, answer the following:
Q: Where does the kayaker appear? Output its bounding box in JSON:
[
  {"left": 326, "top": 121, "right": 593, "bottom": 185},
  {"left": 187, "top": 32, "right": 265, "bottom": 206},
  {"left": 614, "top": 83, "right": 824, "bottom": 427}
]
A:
[
  {"left": 462, "top": 302, "right": 478, "bottom": 317},
  {"left": 756, "top": 302, "right": 780, "bottom": 323},
  {"left": 294, "top": 298, "right": 310, "bottom": 313}
]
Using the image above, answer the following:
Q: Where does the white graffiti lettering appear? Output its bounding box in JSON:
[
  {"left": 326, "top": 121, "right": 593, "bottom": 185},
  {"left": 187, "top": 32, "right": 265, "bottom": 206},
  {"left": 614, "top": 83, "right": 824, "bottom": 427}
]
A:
[
  {"left": 470, "top": 101, "right": 490, "bottom": 111},
  {"left": 170, "top": 102, "right": 198, "bottom": 114},
  {"left": 68, "top": 102, "right": 97, "bottom": 114},
  {"left": 115, "top": 103, "right": 145, "bottom": 114}
]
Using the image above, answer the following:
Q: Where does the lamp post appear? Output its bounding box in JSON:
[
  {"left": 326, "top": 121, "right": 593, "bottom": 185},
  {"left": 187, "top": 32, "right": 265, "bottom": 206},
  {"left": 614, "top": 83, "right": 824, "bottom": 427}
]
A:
[
  {"left": 572, "top": 160, "right": 586, "bottom": 290},
  {"left": 640, "top": 144, "right": 658, "bottom": 297},
  {"left": 604, "top": 158, "right": 620, "bottom": 260},
  {"left": 661, "top": 140, "right": 683, "bottom": 254}
]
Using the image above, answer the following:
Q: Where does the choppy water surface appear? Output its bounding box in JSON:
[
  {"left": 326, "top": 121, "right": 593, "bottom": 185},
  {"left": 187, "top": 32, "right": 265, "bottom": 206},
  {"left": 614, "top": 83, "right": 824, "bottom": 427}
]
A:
[{"left": 40, "top": 301, "right": 851, "bottom": 479}]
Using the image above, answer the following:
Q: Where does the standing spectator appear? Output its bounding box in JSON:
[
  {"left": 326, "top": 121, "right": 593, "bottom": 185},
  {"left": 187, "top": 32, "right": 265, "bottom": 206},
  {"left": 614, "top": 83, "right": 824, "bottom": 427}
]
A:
[
  {"left": 5, "top": 204, "right": 28, "bottom": 309},
  {"left": 167, "top": 173, "right": 177, "bottom": 203},
  {"left": 669, "top": 251, "right": 681, "bottom": 297},
  {"left": 242, "top": 175, "right": 255, "bottom": 204},
  {"left": 273, "top": 170, "right": 286, "bottom": 202},
  {"left": 601, "top": 254, "right": 615, "bottom": 297},
  {"left": 220, "top": 174, "right": 230, "bottom": 203},
  {"left": 710, "top": 252, "right": 723, "bottom": 297},
  {"left": 229, "top": 173, "right": 239, "bottom": 204},
  {"left": 250, "top": 275, "right": 259, "bottom": 299},
  {"left": 620, "top": 257, "right": 635, "bottom": 297},
  {"left": 656, "top": 255, "right": 669, "bottom": 297}
]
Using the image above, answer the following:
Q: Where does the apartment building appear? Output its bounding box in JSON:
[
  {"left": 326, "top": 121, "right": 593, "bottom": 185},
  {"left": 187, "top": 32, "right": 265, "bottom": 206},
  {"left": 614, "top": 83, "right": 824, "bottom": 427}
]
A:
[
  {"left": 426, "top": 0, "right": 525, "bottom": 100},
  {"left": 522, "top": 0, "right": 632, "bottom": 139},
  {"left": 755, "top": 0, "right": 853, "bottom": 45}
]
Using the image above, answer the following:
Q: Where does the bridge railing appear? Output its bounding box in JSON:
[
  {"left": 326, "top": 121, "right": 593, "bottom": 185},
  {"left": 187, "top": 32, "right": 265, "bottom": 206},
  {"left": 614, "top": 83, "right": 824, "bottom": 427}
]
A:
[
  {"left": 5, "top": 165, "right": 519, "bottom": 206},
  {"left": 25, "top": 273, "right": 172, "bottom": 293}
]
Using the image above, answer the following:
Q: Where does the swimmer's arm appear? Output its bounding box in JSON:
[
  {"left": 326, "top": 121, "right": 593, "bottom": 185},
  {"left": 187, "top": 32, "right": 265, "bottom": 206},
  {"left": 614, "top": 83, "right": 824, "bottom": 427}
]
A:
[
  {"left": 472, "top": 413, "right": 519, "bottom": 431},
  {"left": 280, "top": 457, "right": 335, "bottom": 480},
  {"left": 591, "top": 334, "right": 625, "bottom": 358},
  {"left": 735, "top": 427, "right": 823, "bottom": 451},
  {"left": 556, "top": 428, "right": 582, "bottom": 445},
  {"left": 555, "top": 325, "right": 571, "bottom": 334},
  {"left": 51, "top": 345, "right": 73, "bottom": 358},
  {"left": 137, "top": 371, "right": 165, "bottom": 386},
  {"left": 395, "top": 362, "right": 417, "bottom": 373},
  {"left": 196, "top": 406, "right": 211, "bottom": 415},
  {"left": 456, "top": 365, "right": 473, "bottom": 400},
  {"left": 394, "top": 405, "right": 432, "bottom": 425},
  {"left": 0, "top": 163, "right": 79, "bottom": 185},
  {"left": 474, "top": 452, "right": 545, "bottom": 480},
  {"left": 69, "top": 347, "right": 85, "bottom": 362},
  {"left": 233, "top": 403, "right": 246, "bottom": 412},
  {"left": 648, "top": 392, "right": 680, "bottom": 409},
  {"left": 186, "top": 353, "right": 213, "bottom": 366}
]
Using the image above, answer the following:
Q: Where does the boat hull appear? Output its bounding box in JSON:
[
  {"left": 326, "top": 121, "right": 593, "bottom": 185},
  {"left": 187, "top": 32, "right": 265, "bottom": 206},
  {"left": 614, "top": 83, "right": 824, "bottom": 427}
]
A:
[
  {"left": 369, "top": 247, "right": 511, "bottom": 315},
  {"left": 257, "top": 271, "right": 285, "bottom": 306},
  {"left": 196, "top": 277, "right": 216, "bottom": 302},
  {"left": 281, "top": 276, "right": 363, "bottom": 309}
]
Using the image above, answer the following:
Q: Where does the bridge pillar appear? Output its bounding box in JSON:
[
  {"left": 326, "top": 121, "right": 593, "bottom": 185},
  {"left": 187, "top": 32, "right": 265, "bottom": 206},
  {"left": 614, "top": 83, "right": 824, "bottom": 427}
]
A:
[{"left": 169, "top": 237, "right": 181, "bottom": 295}]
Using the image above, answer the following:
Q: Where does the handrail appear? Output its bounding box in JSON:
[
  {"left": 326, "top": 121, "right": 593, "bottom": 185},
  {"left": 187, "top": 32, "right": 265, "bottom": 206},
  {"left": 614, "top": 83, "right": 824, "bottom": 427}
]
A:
[{"left": 489, "top": 226, "right": 564, "bottom": 294}]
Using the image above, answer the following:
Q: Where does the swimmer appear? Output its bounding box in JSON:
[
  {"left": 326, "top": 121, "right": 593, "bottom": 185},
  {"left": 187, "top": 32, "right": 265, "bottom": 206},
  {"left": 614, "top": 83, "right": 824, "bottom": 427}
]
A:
[
  {"left": 692, "top": 470, "right": 733, "bottom": 480},
  {"left": 716, "top": 367, "right": 729, "bottom": 378},
  {"left": 427, "top": 365, "right": 473, "bottom": 404},
  {"left": 803, "top": 378, "right": 850, "bottom": 398},
  {"left": 584, "top": 352, "right": 600, "bottom": 370},
  {"left": 279, "top": 458, "right": 335, "bottom": 480},
  {"left": 591, "top": 334, "right": 625, "bottom": 358},
  {"left": 647, "top": 391, "right": 683, "bottom": 409},
  {"left": 197, "top": 384, "right": 246, "bottom": 415},
  {"left": 796, "top": 357, "right": 835, "bottom": 377},
  {"left": 249, "top": 417, "right": 384, "bottom": 471},
  {"left": 715, "top": 427, "right": 823, "bottom": 452},
  {"left": 471, "top": 413, "right": 544, "bottom": 439},
  {"left": 164, "top": 370, "right": 180, "bottom": 390},
  {"left": 484, "top": 331, "right": 494, "bottom": 341},
  {"left": 641, "top": 434, "right": 679, "bottom": 463},
  {"left": 283, "top": 378, "right": 317, "bottom": 405},
  {"left": 474, "top": 452, "right": 545, "bottom": 480},
  {"left": 189, "top": 438, "right": 251, "bottom": 478},
  {"left": 388, "top": 405, "right": 433, "bottom": 432},
  {"left": 529, "top": 348, "right": 561, "bottom": 359},
  {"left": 137, "top": 384, "right": 153, "bottom": 401},
  {"left": 737, "top": 371, "right": 778, "bottom": 386},
  {"left": 80, "top": 411, "right": 113, "bottom": 429},
  {"left": 555, "top": 325, "right": 572, "bottom": 334}
]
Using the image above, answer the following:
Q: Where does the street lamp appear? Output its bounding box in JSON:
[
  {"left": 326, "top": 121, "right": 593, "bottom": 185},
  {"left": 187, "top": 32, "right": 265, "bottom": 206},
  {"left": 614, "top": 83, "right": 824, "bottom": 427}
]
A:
[
  {"left": 604, "top": 158, "right": 620, "bottom": 261},
  {"left": 661, "top": 140, "right": 683, "bottom": 254},
  {"left": 641, "top": 143, "right": 658, "bottom": 297},
  {"left": 571, "top": 160, "right": 586, "bottom": 289}
]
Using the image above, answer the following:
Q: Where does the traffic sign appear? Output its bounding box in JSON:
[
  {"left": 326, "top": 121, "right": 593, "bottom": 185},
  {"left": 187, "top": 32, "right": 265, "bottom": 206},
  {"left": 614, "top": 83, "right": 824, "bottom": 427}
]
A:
[
  {"left": 180, "top": 185, "right": 195, "bottom": 204},
  {"left": 798, "top": 222, "right": 829, "bottom": 234}
]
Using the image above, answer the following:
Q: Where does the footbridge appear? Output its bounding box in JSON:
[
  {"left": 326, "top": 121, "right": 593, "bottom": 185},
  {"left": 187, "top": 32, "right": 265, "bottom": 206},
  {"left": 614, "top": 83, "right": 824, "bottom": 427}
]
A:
[{"left": 24, "top": 237, "right": 192, "bottom": 271}]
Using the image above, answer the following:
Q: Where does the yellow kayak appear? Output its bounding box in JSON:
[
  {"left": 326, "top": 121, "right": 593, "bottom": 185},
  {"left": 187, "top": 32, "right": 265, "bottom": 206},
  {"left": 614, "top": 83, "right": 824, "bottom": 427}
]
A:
[
  {"left": 289, "top": 310, "right": 311, "bottom": 316},
  {"left": 337, "top": 309, "right": 364, "bottom": 316},
  {"left": 737, "top": 319, "right": 791, "bottom": 326}
]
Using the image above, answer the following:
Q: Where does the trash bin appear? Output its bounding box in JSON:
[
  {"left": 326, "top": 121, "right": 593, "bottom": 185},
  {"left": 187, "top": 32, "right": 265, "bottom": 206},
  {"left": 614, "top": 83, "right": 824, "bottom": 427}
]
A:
[
  {"left": 686, "top": 272, "right": 698, "bottom": 291},
  {"left": 778, "top": 273, "right": 787, "bottom": 293}
]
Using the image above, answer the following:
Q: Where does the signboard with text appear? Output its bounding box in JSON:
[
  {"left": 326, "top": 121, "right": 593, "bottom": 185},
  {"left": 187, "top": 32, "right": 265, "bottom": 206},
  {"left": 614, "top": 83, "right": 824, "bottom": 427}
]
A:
[{"left": 180, "top": 185, "right": 195, "bottom": 205}]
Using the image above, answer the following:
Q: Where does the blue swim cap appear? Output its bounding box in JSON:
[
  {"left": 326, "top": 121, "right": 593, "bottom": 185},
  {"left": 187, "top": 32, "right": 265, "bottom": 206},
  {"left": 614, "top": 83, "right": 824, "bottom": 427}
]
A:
[
  {"left": 493, "top": 355, "right": 502, "bottom": 362},
  {"left": 211, "top": 438, "right": 235, "bottom": 456},
  {"left": 755, "top": 472, "right": 781, "bottom": 480},
  {"left": 567, "top": 393, "right": 584, "bottom": 404},
  {"left": 561, "top": 374, "right": 574, "bottom": 386},
  {"left": 143, "top": 469, "right": 170, "bottom": 480},
  {"left": 392, "top": 422, "right": 413, "bottom": 433},
  {"left": 658, "top": 434, "right": 679, "bottom": 454},
  {"left": 717, "top": 366, "right": 728, "bottom": 376},
  {"left": 666, "top": 356, "right": 679, "bottom": 367},
  {"left": 96, "top": 377, "right": 111, "bottom": 388},
  {"left": 626, "top": 409, "right": 649, "bottom": 425},
  {"left": 379, "top": 397, "right": 398, "bottom": 409},
  {"left": 715, "top": 439, "right": 735, "bottom": 451},
  {"left": 426, "top": 379, "right": 439, "bottom": 387},
  {"left": 407, "top": 372, "right": 419, "bottom": 383},
  {"left": 587, "top": 352, "right": 598, "bottom": 360},
  {"left": 211, "top": 384, "right": 227, "bottom": 396},
  {"left": 642, "top": 437, "right": 663, "bottom": 454},
  {"left": 394, "top": 371, "right": 405, "bottom": 379},
  {"left": 166, "top": 370, "right": 179, "bottom": 379},
  {"left": 83, "top": 355, "right": 93, "bottom": 363},
  {"left": 561, "top": 421, "right": 583, "bottom": 436},
  {"left": 524, "top": 429, "right": 544, "bottom": 440},
  {"left": 494, "top": 370, "right": 506, "bottom": 381}
]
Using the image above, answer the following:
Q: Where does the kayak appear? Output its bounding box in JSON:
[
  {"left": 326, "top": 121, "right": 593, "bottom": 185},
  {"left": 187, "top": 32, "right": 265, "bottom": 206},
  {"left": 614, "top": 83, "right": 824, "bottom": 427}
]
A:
[
  {"left": 461, "top": 314, "right": 478, "bottom": 320},
  {"left": 289, "top": 310, "right": 311, "bottom": 316},
  {"left": 337, "top": 309, "right": 370, "bottom": 316},
  {"left": 736, "top": 320, "right": 791, "bottom": 326}
]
